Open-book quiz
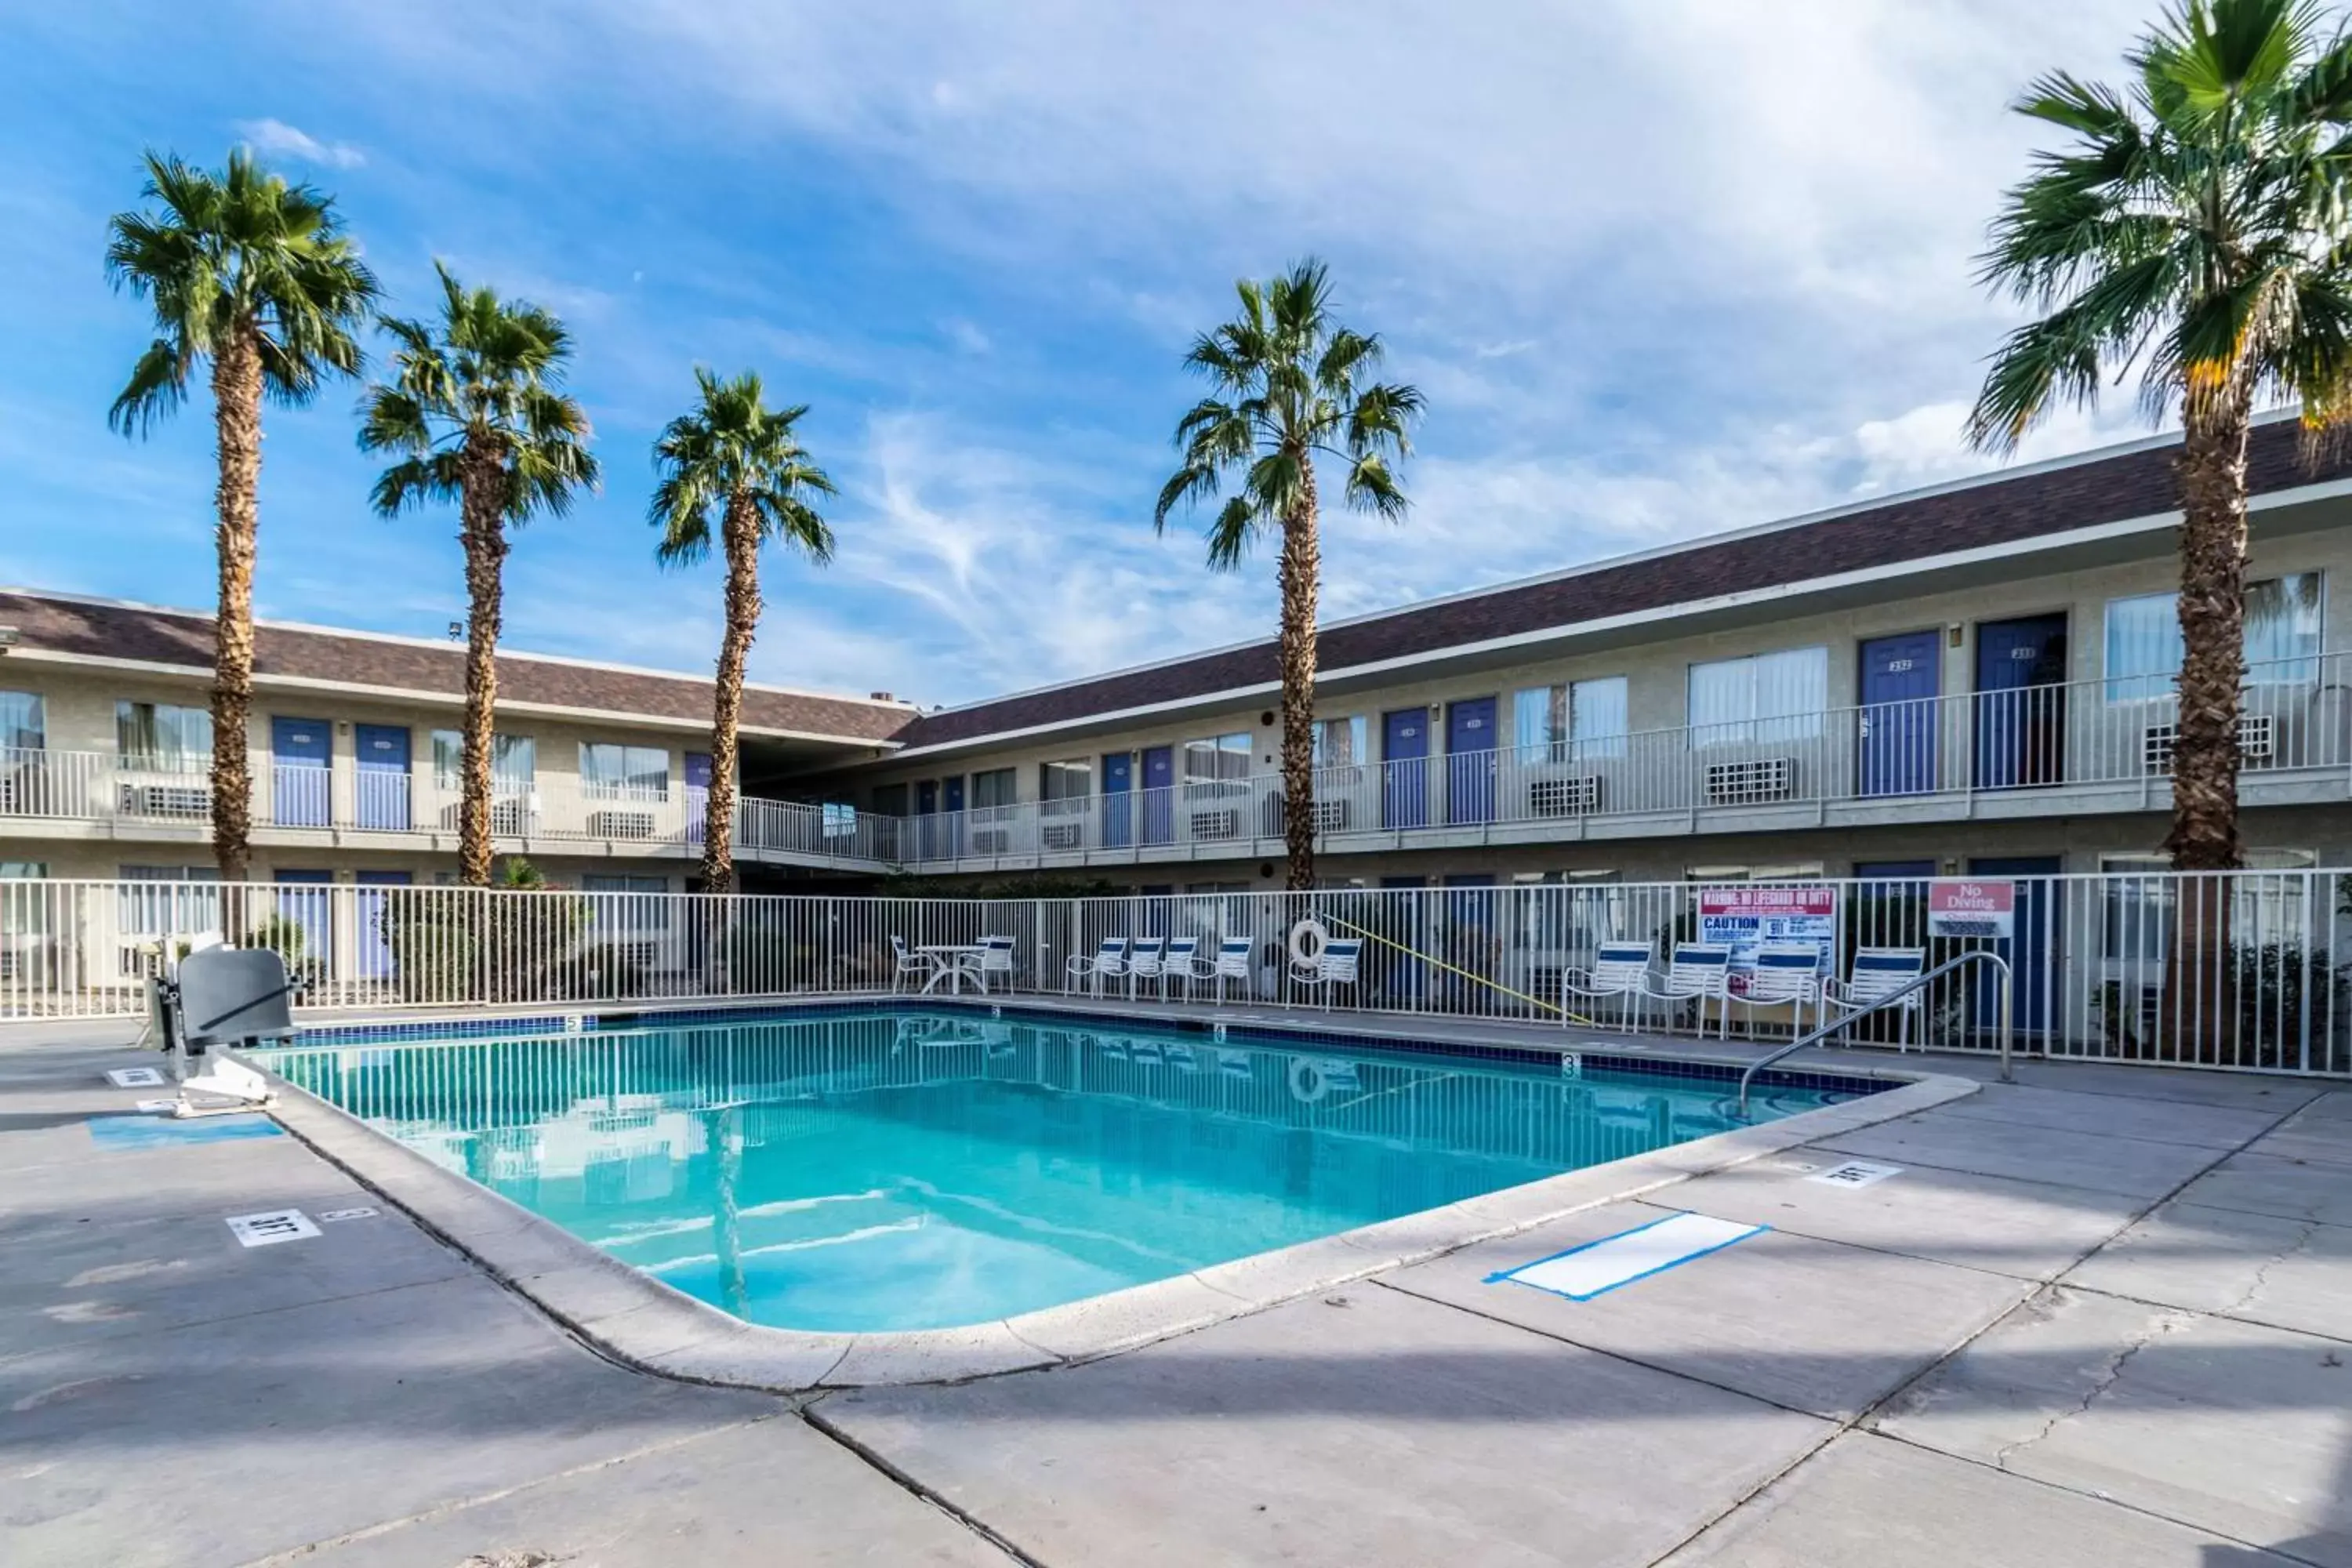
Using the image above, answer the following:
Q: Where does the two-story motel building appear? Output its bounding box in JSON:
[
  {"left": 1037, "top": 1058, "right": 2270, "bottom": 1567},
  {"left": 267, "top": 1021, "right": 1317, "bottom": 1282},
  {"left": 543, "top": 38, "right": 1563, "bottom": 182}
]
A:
[{"left": 5, "top": 416, "right": 2352, "bottom": 898}]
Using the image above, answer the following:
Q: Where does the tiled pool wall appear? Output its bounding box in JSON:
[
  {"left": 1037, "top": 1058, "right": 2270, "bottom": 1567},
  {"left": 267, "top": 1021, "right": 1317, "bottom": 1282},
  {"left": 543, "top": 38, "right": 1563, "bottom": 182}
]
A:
[{"left": 286, "top": 996, "right": 1898, "bottom": 1103}]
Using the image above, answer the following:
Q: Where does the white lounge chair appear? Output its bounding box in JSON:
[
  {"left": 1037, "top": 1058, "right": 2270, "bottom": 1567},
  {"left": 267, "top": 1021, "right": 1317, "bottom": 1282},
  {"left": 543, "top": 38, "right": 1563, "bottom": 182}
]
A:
[
  {"left": 1126, "top": 935, "right": 1168, "bottom": 998},
  {"left": 1160, "top": 935, "right": 1203, "bottom": 1000},
  {"left": 1822, "top": 946, "right": 1929, "bottom": 1051},
  {"left": 1642, "top": 942, "right": 1734, "bottom": 1038},
  {"left": 971, "top": 935, "right": 1016, "bottom": 993},
  {"left": 1290, "top": 938, "right": 1363, "bottom": 992},
  {"left": 1065, "top": 936, "right": 1130, "bottom": 996},
  {"left": 1563, "top": 940, "right": 1655, "bottom": 1030},
  {"left": 889, "top": 935, "right": 941, "bottom": 993},
  {"left": 1210, "top": 937, "right": 1254, "bottom": 1004},
  {"left": 1740, "top": 942, "right": 1824, "bottom": 1036}
]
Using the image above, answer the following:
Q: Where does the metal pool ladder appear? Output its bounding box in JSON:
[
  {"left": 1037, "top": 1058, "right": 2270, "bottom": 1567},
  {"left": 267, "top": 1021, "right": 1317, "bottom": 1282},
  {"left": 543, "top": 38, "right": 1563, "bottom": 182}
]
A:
[{"left": 1734, "top": 950, "right": 2013, "bottom": 1117}]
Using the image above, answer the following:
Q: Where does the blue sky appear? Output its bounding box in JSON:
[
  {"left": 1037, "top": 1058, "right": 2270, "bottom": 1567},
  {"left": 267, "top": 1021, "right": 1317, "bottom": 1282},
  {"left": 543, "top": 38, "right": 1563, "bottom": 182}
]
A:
[{"left": 0, "top": 1, "right": 2165, "bottom": 709}]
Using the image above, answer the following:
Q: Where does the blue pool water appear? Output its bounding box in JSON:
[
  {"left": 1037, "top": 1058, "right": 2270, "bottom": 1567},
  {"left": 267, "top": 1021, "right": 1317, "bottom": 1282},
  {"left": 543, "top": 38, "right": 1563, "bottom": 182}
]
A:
[{"left": 258, "top": 1008, "right": 1860, "bottom": 1332}]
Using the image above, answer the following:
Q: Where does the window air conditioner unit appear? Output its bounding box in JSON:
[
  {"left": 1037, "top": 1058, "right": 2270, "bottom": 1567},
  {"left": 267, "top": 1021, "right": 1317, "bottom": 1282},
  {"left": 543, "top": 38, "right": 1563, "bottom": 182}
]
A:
[
  {"left": 971, "top": 827, "right": 1012, "bottom": 855},
  {"left": 1040, "top": 822, "right": 1084, "bottom": 851},
  {"left": 439, "top": 797, "right": 539, "bottom": 835},
  {"left": 1309, "top": 798, "right": 1348, "bottom": 833},
  {"left": 589, "top": 808, "right": 657, "bottom": 840},
  {"left": 1530, "top": 776, "right": 1602, "bottom": 817},
  {"left": 118, "top": 782, "right": 211, "bottom": 818},
  {"left": 1704, "top": 757, "right": 1794, "bottom": 806},
  {"left": 1190, "top": 807, "right": 1243, "bottom": 841},
  {"left": 2141, "top": 714, "right": 2276, "bottom": 774}
]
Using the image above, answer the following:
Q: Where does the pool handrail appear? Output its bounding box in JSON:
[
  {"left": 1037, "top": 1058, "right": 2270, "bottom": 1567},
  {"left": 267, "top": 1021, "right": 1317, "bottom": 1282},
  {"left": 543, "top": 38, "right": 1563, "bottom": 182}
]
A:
[{"left": 1734, "top": 949, "right": 2013, "bottom": 1116}]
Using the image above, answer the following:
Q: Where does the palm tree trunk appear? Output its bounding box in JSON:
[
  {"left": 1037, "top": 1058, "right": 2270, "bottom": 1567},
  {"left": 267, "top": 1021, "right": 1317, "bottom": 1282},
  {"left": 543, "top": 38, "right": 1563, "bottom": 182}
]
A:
[
  {"left": 700, "top": 491, "right": 760, "bottom": 893},
  {"left": 207, "top": 325, "right": 263, "bottom": 887},
  {"left": 2166, "top": 401, "right": 2251, "bottom": 871},
  {"left": 1278, "top": 453, "right": 1321, "bottom": 891},
  {"left": 457, "top": 447, "right": 510, "bottom": 887},
  {"left": 2161, "top": 394, "right": 2252, "bottom": 1062}
]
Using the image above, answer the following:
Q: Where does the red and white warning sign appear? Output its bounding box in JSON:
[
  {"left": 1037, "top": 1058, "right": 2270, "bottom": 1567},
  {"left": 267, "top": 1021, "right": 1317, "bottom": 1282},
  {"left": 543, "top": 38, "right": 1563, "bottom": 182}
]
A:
[{"left": 1927, "top": 879, "right": 2015, "bottom": 940}]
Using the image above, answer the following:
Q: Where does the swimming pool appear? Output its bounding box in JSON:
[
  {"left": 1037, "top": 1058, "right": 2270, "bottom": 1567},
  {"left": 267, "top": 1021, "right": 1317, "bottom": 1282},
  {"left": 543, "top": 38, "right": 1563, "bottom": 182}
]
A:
[{"left": 258, "top": 1006, "right": 1867, "bottom": 1334}]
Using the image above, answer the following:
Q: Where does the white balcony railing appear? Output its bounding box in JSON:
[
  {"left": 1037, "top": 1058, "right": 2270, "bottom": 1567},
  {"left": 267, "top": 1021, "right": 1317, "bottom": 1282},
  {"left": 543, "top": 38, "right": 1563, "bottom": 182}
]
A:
[
  {"left": 886, "top": 652, "right": 2352, "bottom": 867},
  {"left": 5, "top": 651, "right": 2346, "bottom": 873},
  {"left": 0, "top": 749, "right": 889, "bottom": 869}
]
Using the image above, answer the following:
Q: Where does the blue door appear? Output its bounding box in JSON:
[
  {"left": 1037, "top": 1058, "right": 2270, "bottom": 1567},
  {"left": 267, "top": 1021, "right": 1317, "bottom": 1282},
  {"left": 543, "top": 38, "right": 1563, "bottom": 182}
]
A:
[
  {"left": 355, "top": 870, "right": 411, "bottom": 984},
  {"left": 1446, "top": 697, "right": 1499, "bottom": 825},
  {"left": 354, "top": 724, "right": 410, "bottom": 831},
  {"left": 1140, "top": 746, "right": 1174, "bottom": 844},
  {"left": 1970, "top": 855, "right": 2060, "bottom": 1036},
  {"left": 942, "top": 775, "right": 966, "bottom": 858},
  {"left": 1101, "top": 753, "right": 1133, "bottom": 848},
  {"left": 270, "top": 717, "right": 332, "bottom": 827},
  {"left": 1382, "top": 709, "right": 1429, "bottom": 828},
  {"left": 1973, "top": 615, "right": 2068, "bottom": 789},
  {"left": 272, "top": 869, "right": 332, "bottom": 973},
  {"left": 1860, "top": 633, "right": 1940, "bottom": 797},
  {"left": 916, "top": 779, "right": 941, "bottom": 859},
  {"left": 1853, "top": 858, "right": 1937, "bottom": 954},
  {"left": 684, "top": 752, "right": 712, "bottom": 847}
]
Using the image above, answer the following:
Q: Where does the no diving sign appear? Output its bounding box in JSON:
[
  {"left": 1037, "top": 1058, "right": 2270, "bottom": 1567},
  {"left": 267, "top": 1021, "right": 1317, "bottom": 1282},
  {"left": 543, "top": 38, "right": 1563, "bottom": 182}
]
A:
[{"left": 1928, "top": 879, "right": 2014, "bottom": 940}]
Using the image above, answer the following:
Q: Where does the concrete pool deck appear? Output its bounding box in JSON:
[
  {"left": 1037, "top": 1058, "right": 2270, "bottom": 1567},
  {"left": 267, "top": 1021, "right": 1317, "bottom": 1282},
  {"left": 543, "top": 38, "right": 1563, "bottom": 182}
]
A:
[{"left": 3, "top": 1014, "right": 2347, "bottom": 1566}]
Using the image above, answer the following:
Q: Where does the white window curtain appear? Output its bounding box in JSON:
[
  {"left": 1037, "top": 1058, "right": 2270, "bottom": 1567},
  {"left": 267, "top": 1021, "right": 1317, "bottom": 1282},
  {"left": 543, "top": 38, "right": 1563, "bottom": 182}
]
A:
[
  {"left": 1688, "top": 648, "right": 1826, "bottom": 744},
  {"left": 579, "top": 742, "right": 669, "bottom": 799},
  {"left": 433, "top": 731, "right": 535, "bottom": 793},
  {"left": 971, "top": 768, "right": 1018, "bottom": 810},
  {"left": 1040, "top": 759, "right": 1093, "bottom": 801},
  {"left": 1512, "top": 677, "right": 1628, "bottom": 760},
  {"left": 1312, "top": 716, "right": 1367, "bottom": 770},
  {"left": 0, "top": 691, "right": 42, "bottom": 753},
  {"left": 1571, "top": 677, "right": 1629, "bottom": 759},
  {"left": 116, "top": 702, "right": 212, "bottom": 771},
  {"left": 2105, "top": 572, "right": 2324, "bottom": 699}
]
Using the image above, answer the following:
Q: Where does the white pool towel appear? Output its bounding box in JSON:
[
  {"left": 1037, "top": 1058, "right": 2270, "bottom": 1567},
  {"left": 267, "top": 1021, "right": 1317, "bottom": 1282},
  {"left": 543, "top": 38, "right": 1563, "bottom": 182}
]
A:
[{"left": 1487, "top": 1211, "right": 1766, "bottom": 1301}]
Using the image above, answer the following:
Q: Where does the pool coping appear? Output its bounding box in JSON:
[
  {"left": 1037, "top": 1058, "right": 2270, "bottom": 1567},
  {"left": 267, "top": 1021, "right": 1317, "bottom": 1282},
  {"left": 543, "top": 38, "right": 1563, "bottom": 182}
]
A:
[{"left": 249, "top": 1002, "right": 1981, "bottom": 1392}]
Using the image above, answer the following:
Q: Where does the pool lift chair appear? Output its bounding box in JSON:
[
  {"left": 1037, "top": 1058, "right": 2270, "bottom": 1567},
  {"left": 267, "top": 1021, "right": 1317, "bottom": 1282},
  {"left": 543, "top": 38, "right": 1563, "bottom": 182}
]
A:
[{"left": 143, "top": 946, "right": 303, "bottom": 1119}]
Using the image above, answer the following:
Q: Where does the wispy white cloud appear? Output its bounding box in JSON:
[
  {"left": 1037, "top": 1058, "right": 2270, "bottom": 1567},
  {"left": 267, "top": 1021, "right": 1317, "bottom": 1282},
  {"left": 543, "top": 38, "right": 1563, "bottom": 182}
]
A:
[{"left": 234, "top": 117, "right": 365, "bottom": 169}]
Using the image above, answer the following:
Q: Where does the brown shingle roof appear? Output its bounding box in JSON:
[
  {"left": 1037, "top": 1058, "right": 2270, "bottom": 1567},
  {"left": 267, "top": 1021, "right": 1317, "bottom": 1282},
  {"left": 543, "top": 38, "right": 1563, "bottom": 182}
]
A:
[
  {"left": 893, "top": 419, "right": 2352, "bottom": 749},
  {"left": 0, "top": 592, "right": 913, "bottom": 744}
]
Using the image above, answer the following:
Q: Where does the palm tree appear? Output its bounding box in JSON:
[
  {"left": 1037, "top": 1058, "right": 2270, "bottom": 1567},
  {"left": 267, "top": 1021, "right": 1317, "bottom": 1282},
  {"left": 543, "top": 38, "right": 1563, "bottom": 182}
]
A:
[
  {"left": 1155, "top": 259, "right": 1421, "bottom": 889},
  {"left": 105, "top": 149, "right": 378, "bottom": 883},
  {"left": 649, "top": 368, "right": 837, "bottom": 892},
  {"left": 1969, "top": 0, "right": 2352, "bottom": 870},
  {"left": 360, "top": 263, "right": 597, "bottom": 884}
]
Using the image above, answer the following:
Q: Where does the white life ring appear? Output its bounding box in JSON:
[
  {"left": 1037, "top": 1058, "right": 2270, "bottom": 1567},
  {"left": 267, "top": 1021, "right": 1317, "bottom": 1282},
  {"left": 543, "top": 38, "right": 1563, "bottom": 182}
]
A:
[
  {"left": 1288, "top": 917, "right": 1330, "bottom": 968},
  {"left": 1288, "top": 1056, "right": 1332, "bottom": 1103}
]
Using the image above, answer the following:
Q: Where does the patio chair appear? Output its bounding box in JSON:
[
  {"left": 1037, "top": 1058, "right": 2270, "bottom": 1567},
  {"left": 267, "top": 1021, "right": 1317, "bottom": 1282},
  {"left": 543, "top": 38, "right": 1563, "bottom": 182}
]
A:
[
  {"left": 971, "top": 935, "right": 1017, "bottom": 993},
  {"left": 1290, "top": 937, "right": 1363, "bottom": 992},
  {"left": 1821, "top": 946, "right": 1929, "bottom": 1051},
  {"left": 1126, "top": 935, "right": 1168, "bottom": 997},
  {"left": 1640, "top": 942, "right": 1734, "bottom": 1038},
  {"left": 1160, "top": 935, "right": 1204, "bottom": 1000},
  {"left": 889, "top": 935, "right": 940, "bottom": 993},
  {"left": 1563, "top": 940, "right": 1656, "bottom": 1031},
  {"left": 1210, "top": 937, "right": 1254, "bottom": 1004},
  {"left": 1740, "top": 942, "right": 1825, "bottom": 1036},
  {"left": 1065, "top": 936, "right": 1130, "bottom": 996}
]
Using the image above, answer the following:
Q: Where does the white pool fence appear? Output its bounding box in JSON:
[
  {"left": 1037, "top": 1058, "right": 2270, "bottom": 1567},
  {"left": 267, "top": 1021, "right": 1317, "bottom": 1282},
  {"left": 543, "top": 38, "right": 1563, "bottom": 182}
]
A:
[{"left": 0, "top": 869, "right": 2343, "bottom": 1076}]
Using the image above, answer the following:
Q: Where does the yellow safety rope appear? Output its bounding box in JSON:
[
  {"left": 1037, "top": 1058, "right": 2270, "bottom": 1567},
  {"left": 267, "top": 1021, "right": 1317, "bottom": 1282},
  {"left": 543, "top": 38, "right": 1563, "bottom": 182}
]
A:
[{"left": 1319, "top": 914, "right": 1598, "bottom": 1028}]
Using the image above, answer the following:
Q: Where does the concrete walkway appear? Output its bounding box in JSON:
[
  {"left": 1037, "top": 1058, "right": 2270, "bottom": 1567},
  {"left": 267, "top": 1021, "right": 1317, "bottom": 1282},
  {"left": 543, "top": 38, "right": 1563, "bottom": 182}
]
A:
[{"left": 4, "top": 1025, "right": 2347, "bottom": 1567}]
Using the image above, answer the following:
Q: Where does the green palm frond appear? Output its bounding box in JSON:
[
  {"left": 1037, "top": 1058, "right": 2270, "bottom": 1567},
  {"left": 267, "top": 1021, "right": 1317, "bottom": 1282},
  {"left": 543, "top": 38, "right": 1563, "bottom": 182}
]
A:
[
  {"left": 358, "top": 262, "right": 597, "bottom": 526},
  {"left": 648, "top": 367, "right": 836, "bottom": 568},
  {"left": 1156, "top": 255, "right": 1422, "bottom": 570},
  {"left": 104, "top": 146, "right": 376, "bottom": 435},
  {"left": 1972, "top": 0, "right": 2352, "bottom": 452}
]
